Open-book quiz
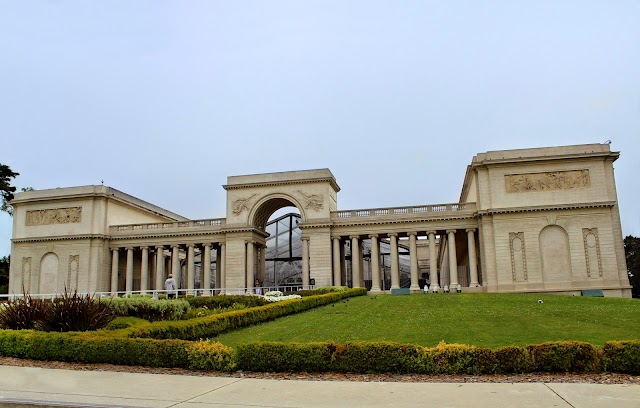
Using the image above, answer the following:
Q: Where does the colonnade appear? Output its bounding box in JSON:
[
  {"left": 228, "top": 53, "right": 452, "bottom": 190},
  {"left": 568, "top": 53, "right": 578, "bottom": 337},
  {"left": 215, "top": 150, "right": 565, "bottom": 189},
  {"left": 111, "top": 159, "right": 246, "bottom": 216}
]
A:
[
  {"left": 110, "top": 242, "right": 226, "bottom": 294},
  {"left": 328, "top": 229, "right": 479, "bottom": 292}
]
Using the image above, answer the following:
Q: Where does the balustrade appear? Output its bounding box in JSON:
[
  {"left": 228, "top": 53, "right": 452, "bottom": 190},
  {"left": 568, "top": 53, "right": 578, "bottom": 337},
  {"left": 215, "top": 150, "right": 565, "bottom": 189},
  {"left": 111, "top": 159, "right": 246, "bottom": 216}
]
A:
[{"left": 333, "top": 202, "right": 476, "bottom": 219}]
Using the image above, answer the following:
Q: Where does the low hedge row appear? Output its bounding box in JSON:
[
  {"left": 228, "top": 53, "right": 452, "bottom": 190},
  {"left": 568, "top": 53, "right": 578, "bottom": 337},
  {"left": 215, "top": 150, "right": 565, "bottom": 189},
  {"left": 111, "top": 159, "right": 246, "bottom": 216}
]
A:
[
  {"left": 185, "top": 295, "right": 268, "bottom": 309},
  {"left": 128, "top": 288, "right": 367, "bottom": 340},
  {"left": 0, "top": 330, "right": 233, "bottom": 370},
  {"left": 237, "top": 340, "right": 640, "bottom": 374},
  {"left": 0, "top": 329, "right": 637, "bottom": 374}
]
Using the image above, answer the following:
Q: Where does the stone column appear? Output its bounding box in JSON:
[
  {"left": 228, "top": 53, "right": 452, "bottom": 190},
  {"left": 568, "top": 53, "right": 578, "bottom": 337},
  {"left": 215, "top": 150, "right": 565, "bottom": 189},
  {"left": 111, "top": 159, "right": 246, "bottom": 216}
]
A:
[
  {"left": 409, "top": 233, "right": 420, "bottom": 293},
  {"left": 140, "top": 246, "right": 149, "bottom": 293},
  {"left": 390, "top": 233, "right": 400, "bottom": 290},
  {"left": 447, "top": 230, "right": 459, "bottom": 290},
  {"left": 125, "top": 247, "right": 134, "bottom": 294},
  {"left": 215, "top": 245, "right": 222, "bottom": 293},
  {"left": 428, "top": 231, "right": 439, "bottom": 292},
  {"left": 187, "top": 244, "right": 195, "bottom": 294},
  {"left": 358, "top": 241, "right": 364, "bottom": 288},
  {"left": 369, "top": 234, "right": 382, "bottom": 293},
  {"left": 259, "top": 244, "right": 266, "bottom": 284},
  {"left": 110, "top": 248, "right": 119, "bottom": 294},
  {"left": 302, "top": 237, "right": 310, "bottom": 289},
  {"left": 155, "top": 245, "right": 164, "bottom": 291},
  {"left": 220, "top": 243, "right": 226, "bottom": 294},
  {"left": 171, "top": 245, "right": 181, "bottom": 292},
  {"left": 340, "top": 242, "right": 347, "bottom": 287},
  {"left": 350, "top": 236, "right": 361, "bottom": 288},
  {"left": 332, "top": 237, "right": 341, "bottom": 286},
  {"left": 202, "top": 243, "right": 212, "bottom": 294},
  {"left": 246, "top": 241, "right": 255, "bottom": 293},
  {"left": 467, "top": 229, "right": 479, "bottom": 287}
]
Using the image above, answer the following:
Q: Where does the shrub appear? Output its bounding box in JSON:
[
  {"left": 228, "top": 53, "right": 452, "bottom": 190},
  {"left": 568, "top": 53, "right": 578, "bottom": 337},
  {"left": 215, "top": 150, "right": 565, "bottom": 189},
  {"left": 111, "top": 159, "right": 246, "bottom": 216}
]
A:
[
  {"left": 331, "top": 341, "right": 424, "bottom": 374},
  {"left": 0, "top": 293, "right": 51, "bottom": 330},
  {"left": 427, "top": 342, "right": 497, "bottom": 374},
  {"left": 38, "top": 290, "right": 114, "bottom": 332},
  {"left": 105, "top": 296, "right": 190, "bottom": 322},
  {"left": 494, "top": 345, "right": 533, "bottom": 373},
  {"left": 527, "top": 341, "right": 598, "bottom": 372},
  {"left": 186, "top": 295, "right": 267, "bottom": 309},
  {"left": 186, "top": 340, "right": 235, "bottom": 371},
  {"left": 103, "top": 317, "right": 150, "bottom": 331},
  {"left": 602, "top": 341, "right": 640, "bottom": 374},
  {"left": 237, "top": 341, "right": 335, "bottom": 372}
]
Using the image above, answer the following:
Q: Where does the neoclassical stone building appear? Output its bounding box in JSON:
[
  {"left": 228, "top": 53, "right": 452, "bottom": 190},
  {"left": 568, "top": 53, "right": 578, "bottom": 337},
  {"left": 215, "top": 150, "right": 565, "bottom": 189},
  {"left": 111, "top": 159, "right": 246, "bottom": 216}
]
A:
[{"left": 8, "top": 143, "right": 631, "bottom": 297}]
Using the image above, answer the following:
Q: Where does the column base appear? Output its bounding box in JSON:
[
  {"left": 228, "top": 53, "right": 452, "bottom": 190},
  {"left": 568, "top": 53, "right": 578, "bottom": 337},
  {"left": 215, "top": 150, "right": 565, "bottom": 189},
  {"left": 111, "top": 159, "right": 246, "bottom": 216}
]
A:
[
  {"left": 368, "top": 288, "right": 384, "bottom": 295},
  {"left": 410, "top": 288, "right": 422, "bottom": 294}
]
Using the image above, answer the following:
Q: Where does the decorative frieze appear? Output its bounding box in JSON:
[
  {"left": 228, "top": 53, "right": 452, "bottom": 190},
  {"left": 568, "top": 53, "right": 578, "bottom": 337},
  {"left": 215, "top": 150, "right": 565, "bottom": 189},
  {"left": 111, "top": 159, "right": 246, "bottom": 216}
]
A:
[
  {"left": 509, "top": 232, "right": 528, "bottom": 282},
  {"left": 298, "top": 190, "right": 324, "bottom": 211},
  {"left": 583, "top": 228, "right": 602, "bottom": 278},
  {"left": 505, "top": 170, "right": 590, "bottom": 193},
  {"left": 26, "top": 207, "right": 82, "bottom": 226}
]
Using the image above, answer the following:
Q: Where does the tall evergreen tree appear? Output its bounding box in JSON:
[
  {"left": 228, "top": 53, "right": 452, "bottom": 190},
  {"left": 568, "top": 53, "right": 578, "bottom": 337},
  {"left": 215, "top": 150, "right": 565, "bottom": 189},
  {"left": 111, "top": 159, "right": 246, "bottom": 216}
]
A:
[
  {"left": 0, "top": 163, "right": 19, "bottom": 216},
  {"left": 624, "top": 235, "right": 640, "bottom": 298}
]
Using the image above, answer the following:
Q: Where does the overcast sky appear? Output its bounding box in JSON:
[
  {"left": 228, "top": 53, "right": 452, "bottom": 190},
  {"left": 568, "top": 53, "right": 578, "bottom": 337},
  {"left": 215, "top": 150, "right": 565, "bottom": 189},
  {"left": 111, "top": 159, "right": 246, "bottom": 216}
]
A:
[{"left": 1, "top": 1, "right": 639, "bottom": 256}]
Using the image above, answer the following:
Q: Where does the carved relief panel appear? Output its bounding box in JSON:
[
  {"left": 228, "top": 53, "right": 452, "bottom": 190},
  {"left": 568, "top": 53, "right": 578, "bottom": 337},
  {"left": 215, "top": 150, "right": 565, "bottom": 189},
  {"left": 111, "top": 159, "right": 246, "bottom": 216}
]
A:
[
  {"left": 505, "top": 170, "right": 590, "bottom": 193},
  {"left": 509, "top": 232, "right": 528, "bottom": 282},
  {"left": 26, "top": 207, "right": 82, "bottom": 226},
  {"left": 582, "top": 228, "right": 602, "bottom": 278},
  {"left": 21, "top": 257, "right": 32, "bottom": 292}
]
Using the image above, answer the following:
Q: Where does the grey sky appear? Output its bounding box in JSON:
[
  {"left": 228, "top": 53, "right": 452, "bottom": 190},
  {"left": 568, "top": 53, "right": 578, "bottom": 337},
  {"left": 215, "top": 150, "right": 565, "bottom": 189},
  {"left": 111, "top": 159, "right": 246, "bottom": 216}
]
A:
[{"left": 1, "top": 1, "right": 639, "bottom": 256}]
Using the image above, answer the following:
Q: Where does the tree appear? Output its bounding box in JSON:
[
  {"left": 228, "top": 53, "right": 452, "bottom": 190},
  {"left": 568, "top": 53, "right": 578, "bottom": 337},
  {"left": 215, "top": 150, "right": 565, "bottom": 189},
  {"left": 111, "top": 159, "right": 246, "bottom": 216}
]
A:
[
  {"left": 0, "top": 163, "right": 19, "bottom": 216},
  {"left": 0, "top": 255, "right": 9, "bottom": 294},
  {"left": 624, "top": 235, "right": 640, "bottom": 298}
]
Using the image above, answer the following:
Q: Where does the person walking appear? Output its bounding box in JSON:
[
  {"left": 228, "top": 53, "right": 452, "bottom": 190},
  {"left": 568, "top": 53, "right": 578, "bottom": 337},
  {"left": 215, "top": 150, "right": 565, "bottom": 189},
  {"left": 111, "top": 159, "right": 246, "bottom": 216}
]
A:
[{"left": 165, "top": 274, "right": 177, "bottom": 299}]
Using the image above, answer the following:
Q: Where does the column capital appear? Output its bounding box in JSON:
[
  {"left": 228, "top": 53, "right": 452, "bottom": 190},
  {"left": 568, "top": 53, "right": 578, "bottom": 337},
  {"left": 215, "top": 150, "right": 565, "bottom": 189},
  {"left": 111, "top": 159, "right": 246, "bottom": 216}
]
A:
[
  {"left": 155, "top": 244, "right": 164, "bottom": 250},
  {"left": 408, "top": 232, "right": 417, "bottom": 237},
  {"left": 368, "top": 234, "right": 378, "bottom": 239},
  {"left": 186, "top": 243, "right": 195, "bottom": 248},
  {"left": 426, "top": 230, "right": 436, "bottom": 236},
  {"left": 388, "top": 232, "right": 398, "bottom": 238},
  {"left": 465, "top": 228, "right": 477, "bottom": 233},
  {"left": 331, "top": 236, "right": 342, "bottom": 241},
  {"left": 301, "top": 237, "right": 310, "bottom": 242},
  {"left": 202, "top": 242, "right": 212, "bottom": 248},
  {"left": 140, "top": 246, "right": 149, "bottom": 250},
  {"left": 125, "top": 247, "right": 134, "bottom": 251},
  {"left": 349, "top": 235, "right": 360, "bottom": 240},
  {"left": 111, "top": 247, "right": 120, "bottom": 252},
  {"left": 446, "top": 229, "right": 457, "bottom": 235},
  {"left": 171, "top": 244, "right": 181, "bottom": 249}
]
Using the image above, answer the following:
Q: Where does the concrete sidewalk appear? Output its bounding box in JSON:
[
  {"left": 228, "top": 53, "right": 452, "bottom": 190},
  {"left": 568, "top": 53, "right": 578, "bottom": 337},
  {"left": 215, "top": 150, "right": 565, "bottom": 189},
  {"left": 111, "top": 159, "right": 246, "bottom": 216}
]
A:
[{"left": 0, "top": 366, "right": 638, "bottom": 408}]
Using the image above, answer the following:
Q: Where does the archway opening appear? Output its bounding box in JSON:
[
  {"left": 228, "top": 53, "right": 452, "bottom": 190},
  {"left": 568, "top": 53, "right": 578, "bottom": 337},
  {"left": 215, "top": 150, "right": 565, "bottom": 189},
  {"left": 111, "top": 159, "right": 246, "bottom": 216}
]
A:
[{"left": 261, "top": 202, "right": 303, "bottom": 290}]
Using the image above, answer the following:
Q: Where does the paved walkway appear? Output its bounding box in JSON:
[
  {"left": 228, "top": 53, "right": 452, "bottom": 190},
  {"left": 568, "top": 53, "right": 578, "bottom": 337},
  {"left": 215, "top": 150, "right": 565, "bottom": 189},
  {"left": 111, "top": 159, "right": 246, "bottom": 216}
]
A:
[{"left": 0, "top": 366, "right": 638, "bottom": 408}]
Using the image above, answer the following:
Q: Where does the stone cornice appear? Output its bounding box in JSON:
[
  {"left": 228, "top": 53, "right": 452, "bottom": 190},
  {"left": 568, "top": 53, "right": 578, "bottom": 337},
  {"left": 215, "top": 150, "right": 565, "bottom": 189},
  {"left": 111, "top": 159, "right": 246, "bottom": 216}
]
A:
[
  {"left": 109, "top": 230, "right": 226, "bottom": 241},
  {"left": 471, "top": 150, "right": 619, "bottom": 168},
  {"left": 223, "top": 177, "right": 340, "bottom": 193},
  {"left": 477, "top": 201, "right": 615, "bottom": 216},
  {"left": 12, "top": 234, "right": 108, "bottom": 243}
]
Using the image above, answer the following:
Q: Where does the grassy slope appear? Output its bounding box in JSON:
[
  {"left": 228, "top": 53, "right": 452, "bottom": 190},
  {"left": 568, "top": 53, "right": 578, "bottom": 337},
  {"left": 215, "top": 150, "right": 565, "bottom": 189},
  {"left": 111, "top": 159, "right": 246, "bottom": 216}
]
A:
[{"left": 214, "top": 293, "right": 640, "bottom": 349}]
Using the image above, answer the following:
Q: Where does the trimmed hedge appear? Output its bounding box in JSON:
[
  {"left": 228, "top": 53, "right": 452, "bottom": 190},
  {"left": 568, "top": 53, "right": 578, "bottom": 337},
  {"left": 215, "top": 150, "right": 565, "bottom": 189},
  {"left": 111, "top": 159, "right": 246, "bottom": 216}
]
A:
[
  {"left": 186, "top": 295, "right": 268, "bottom": 309},
  {"left": 129, "top": 288, "right": 367, "bottom": 340},
  {"left": 0, "top": 330, "right": 234, "bottom": 370},
  {"left": 602, "top": 340, "right": 640, "bottom": 374},
  {"left": 233, "top": 340, "right": 640, "bottom": 375}
]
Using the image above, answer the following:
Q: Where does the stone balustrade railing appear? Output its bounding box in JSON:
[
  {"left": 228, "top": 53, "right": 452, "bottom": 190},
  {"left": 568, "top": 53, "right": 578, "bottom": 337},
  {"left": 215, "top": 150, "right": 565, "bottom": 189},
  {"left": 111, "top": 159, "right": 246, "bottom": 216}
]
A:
[
  {"left": 110, "top": 218, "right": 226, "bottom": 233},
  {"left": 331, "top": 202, "right": 476, "bottom": 219}
]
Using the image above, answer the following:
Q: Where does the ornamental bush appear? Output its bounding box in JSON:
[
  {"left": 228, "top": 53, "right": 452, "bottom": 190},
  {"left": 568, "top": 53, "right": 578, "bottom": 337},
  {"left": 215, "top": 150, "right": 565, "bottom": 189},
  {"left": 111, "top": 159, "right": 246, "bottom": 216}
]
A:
[
  {"left": 601, "top": 341, "right": 640, "bottom": 374},
  {"left": 237, "top": 341, "right": 335, "bottom": 372},
  {"left": 527, "top": 341, "right": 599, "bottom": 372},
  {"left": 186, "top": 295, "right": 268, "bottom": 309},
  {"left": 0, "top": 293, "right": 51, "bottom": 330},
  {"left": 38, "top": 290, "right": 114, "bottom": 332},
  {"left": 105, "top": 296, "right": 190, "bottom": 322},
  {"left": 331, "top": 341, "right": 424, "bottom": 374}
]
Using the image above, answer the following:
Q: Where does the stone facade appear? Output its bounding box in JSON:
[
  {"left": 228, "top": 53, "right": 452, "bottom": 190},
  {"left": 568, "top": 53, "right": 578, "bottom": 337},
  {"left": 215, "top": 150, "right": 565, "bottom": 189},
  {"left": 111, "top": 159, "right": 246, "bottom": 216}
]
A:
[{"left": 8, "top": 144, "right": 631, "bottom": 297}]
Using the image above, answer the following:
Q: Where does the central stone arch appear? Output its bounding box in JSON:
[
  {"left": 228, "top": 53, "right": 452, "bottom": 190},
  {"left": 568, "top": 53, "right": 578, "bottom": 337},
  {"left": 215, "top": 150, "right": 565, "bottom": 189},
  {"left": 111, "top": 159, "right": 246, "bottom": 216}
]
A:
[{"left": 223, "top": 169, "right": 340, "bottom": 292}]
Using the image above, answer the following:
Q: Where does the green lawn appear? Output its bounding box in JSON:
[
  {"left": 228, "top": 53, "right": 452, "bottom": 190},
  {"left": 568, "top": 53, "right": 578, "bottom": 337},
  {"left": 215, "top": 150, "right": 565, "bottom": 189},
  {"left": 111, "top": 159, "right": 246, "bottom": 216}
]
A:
[{"left": 214, "top": 293, "right": 640, "bottom": 349}]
